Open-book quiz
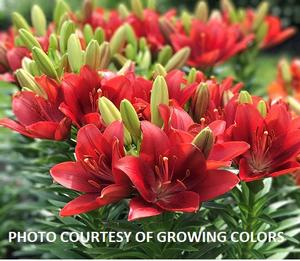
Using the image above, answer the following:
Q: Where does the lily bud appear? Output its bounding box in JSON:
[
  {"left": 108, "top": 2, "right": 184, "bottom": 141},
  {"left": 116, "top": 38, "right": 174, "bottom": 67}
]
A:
[
  {"left": 99, "top": 97, "right": 133, "bottom": 145},
  {"left": 94, "top": 27, "right": 105, "bottom": 45},
  {"left": 192, "top": 127, "right": 214, "bottom": 158},
  {"left": 150, "top": 76, "right": 169, "bottom": 127},
  {"left": 252, "top": 2, "right": 269, "bottom": 31},
  {"left": 110, "top": 25, "right": 127, "bottom": 55},
  {"left": 59, "top": 20, "right": 75, "bottom": 54},
  {"left": 147, "top": 0, "right": 156, "bottom": 10},
  {"left": 140, "top": 49, "right": 151, "bottom": 70},
  {"left": 84, "top": 40, "right": 101, "bottom": 70},
  {"left": 279, "top": 59, "right": 292, "bottom": 84},
  {"left": 82, "top": 0, "right": 93, "bottom": 21},
  {"left": 125, "top": 24, "right": 138, "bottom": 51},
  {"left": 19, "top": 29, "right": 42, "bottom": 50},
  {"left": 257, "top": 100, "right": 267, "bottom": 117},
  {"left": 187, "top": 68, "right": 197, "bottom": 84},
  {"left": 118, "top": 60, "right": 134, "bottom": 75},
  {"left": 12, "top": 12, "right": 30, "bottom": 31},
  {"left": 57, "top": 53, "right": 69, "bottom": 77},
  {"left": 131, "top": 0, "right": 144, "bottom": 20},
  {"left": 98, "top": 96, "right": 122, "bottom": 124},
  {"left": 165, "top": 47, "right": 191, "bottom": 72},
  {"left": 256, "top": 22, "right": 268, "bottom": 44},
  {"left": 222, "top": 90, "right": 234, "bottom": 106},
  {"left": 31, "top": 5, "right": 47, "bottom": 36},
  {"left": 238, "top": 91, "right": 253, "bottom": 104},
  {"left": 99, "top": 41, "right": 111, "bottom": 69},
  {"left": 83, "top": 24, "right": 94, "bottom": 44},
  {"left": 32, "top": 47, "right": 58, "bottom": 80},
  {"left": 120, "top": 99, "right": 141, "bottom": 141},
  {"left": 195, "top": 1, "right": 208, "bottom": 22},
  {"left": 157, "top": 45, "right": 173, "bottom": 66},
  {"left": 67, "top": 34, "right": 84, "bottom": 73},
  {"left": 159, "top": 18, "right": 176, "bottom": 41},
  {"left": 113, "top": 54, "right": 128, "bottom": 68},
  {"left": 54, "top": 0, "right": 70, "bottom": 26},
  {"left": 139, "top": 37, "right": 148, "bottom": 52},
  {"left": 0, "top": 44, "right": 9, "bottom": 69},
  {"left": 210, "top": 10, "right": 222, "bottom": 21},
  {"left": 192, "top": 83, "right": 209, "bottom": 122},
  {"left": 15, "top": 69, "right": 47, "bottom": 98},
  {"left": 288, "top": 96, "right": 300, "bottom": 115},
  {"left": 118, "top": 4, "right": 130, "bottom": 19},
  {"left": 47, "top": 35, "right": 57, "bottom": 52},
  {"left": 154, "top": 63, "right": 167, "bottom": 77},
  {"left": 221, "top": 0, "right": 235, "bottom": 14},
  {"left": 181, "top": 11, "right": 192, "bottom": 34}
]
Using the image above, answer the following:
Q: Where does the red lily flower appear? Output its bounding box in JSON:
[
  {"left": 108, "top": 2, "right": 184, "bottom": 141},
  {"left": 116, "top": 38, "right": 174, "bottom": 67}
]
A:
[
  {"left": 60, "top": 66, "right": 103, "bottom": 129},
  {"left": 229, "top": 103, "right": 300, "bottom": 182},
  {"left": 115, "top": 121, "right": 245, "bottom": 221},
  {"left": 101, "top": 70, "right": 152, "bottom": 108},
  {"left": 50, "top": 122, "right": 131, "bottom": 216},
  {"left": 0, "top": 76, "right": 71, "bottom": 140},
  {"left": 126, "top": 9, "right": 166, "bottom": 51},
  {"left": 165, "top": 70, "right": 204, "bottom": 107},
  {"left": 261, "top": 16, "right": 296, "bottom": 49},
  {"left": 170, "top": 19, "right": 254, "bottom": 68}
]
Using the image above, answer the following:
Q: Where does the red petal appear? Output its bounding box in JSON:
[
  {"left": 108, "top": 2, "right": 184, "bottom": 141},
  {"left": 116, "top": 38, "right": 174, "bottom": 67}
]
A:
[
  {"left": 26, "top": 121, "right": 61, "bottom": 140},
  {"left": 157, "top": 191, "right": 200, "bottom": 212},
  {"left": 50, "top": 162, "right": 98, "bottom": 193},
  {"left": 128, "top": 197, "right": 162, "bottom": 221},
  {"left": 0, "top": 118, "right": 34, "bottom": 138},
  {"left": 140, "top": 121, "right": 170, "bottom": 165},
  {"left": 99, "top": 183, "right": 130, "bottom": 201},
  {"left": 209, "top": 141, "right": 249, "bottom": 161},
  {"left": 115, "top": 156, "right": 156, "bottom": 202},
  {"left": 60, "top": 193, "right": 102, "bottom": 216},
  {"left": 197, "top": 169, "right": 239, "bottom": 201}
]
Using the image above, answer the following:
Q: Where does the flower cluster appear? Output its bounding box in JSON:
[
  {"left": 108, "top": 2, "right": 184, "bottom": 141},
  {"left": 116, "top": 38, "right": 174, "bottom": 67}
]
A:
[{"left": 0, "top": 0, "right": 299, "bottom": 221}]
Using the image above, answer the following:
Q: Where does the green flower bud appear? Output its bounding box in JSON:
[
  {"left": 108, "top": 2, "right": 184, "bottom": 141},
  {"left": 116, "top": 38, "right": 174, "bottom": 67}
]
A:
[
  {"left": 120, "top": 99, "right": 141, "bottom": 141},
  {"left": 94, "top": 27, "right": 105, "bottom": 45},
  {"left": 187, "top": 68, "right": 197, "bottom": 84},
  {"left": 279, "top": 59, "right": 292, "bottom": 84},
  {"left": 222, "top": 90, "right": 234, "bottom": 106},
  {"left": 32, "top": 47, "right": 58, "bottom": 80},
  {"left": 12, "top": 12, "right": 30, "bottom": 31},
  {"left": 210, "top": 10, "right": 222, "bottom": 21},
  {"left": 110, "top": 25, "right": 127, "bottom": 55},
  {"left": 15, "top": 69, "right": 47, "bottom": 98},
  {"left": 83, "top": 24, "right": 94, "bottom": 44},
  {"left": 19, "top": 29, "right": 42, "bottom": 50},
  {"left": 118, "top": 60, "right": 134, "bottom": 75},
  {"left": 31, "top": 5, "right": 47, "bottom": 36},
  {"left": 165, "top": 47, "right": 191, "bottom": 72},
  {"left": 118, "top": 4, "right": 130, "bottom": 19},
  {"left": 139, "top": 37, "right": 148, "bottom": 52},
  {"left": 131, "top": 0, "right": 144, "bottom": 20},
  {"left": 159, "top": 18, "right": 176, "bottom": 40},
  {"left": 82, "top": 0, "right": 93, "bottom": 21},
  {"left": 67, "top": 34, "right": 84, "bottom": 73},
  {"left": 191, "top": 83, "right": 210, "bottom": 122},
  {"left": 125, "top": 24, "right": 138, "bottom": 51},
  {"left": 125, "top": 44, "right": 136, "bottom": 60},
  {"left": 59, "top": 20, "right": 75, "bottom": 54},
  {"left": 252, "top": 2, "right": 269, "bottom": 31},
  {"left": 192, "top": 127, "right": 214, "bottom": 158},
  {"left": 57, "top": 53, "right": 69, "bottom": 77},
  {"left": 181, "top": 11, "right": 192, "bottom": 34},
  {"left": 195, "top": 1, "right": 208, "bottom": 22},
  {"left": 257, "top": 100, "right": 267, "bottom": 117},
  {"left": 99, "top": 96, "right": 132, "bottom": 145},
  {"left": 238, "top": 91, "right": 253, "bottom": 104},
  {"left": 157, "top": 45, "right": 173, "bottom": 66},
  {"left": 84, "top": 40, "right": 101, "bottom": 70},
  {"left": 99, "top": 41, "right": 111, "bottom": 69},
  {"left": 49, "top": 33, "right": 58, "bottom": 50},
  {"left": 147, "top": 0, "right": 156, "bottom": 10},
  {"left": 54, "top": 0, "right": 70, "bottom": 26},
  {"left": 150, "top": 76, "right": 169, "bottom": 127},
  {"left": 113, "top": 54, "right": 128, "bottom": 68},
  {"left": 256, "top": 21, "right": 268, "bottom": 44},
  {"left": 153, "top": 63, "right": 167, "bottom": 77},
  {"left": 0, "top": 44, "right": 9, "bottom": 69},
  {"left": 288, "top": 96, "right": 300, "bottom": 115},
  {"left": 140, "top": 49, "right": 151, "bottom": 70}
]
